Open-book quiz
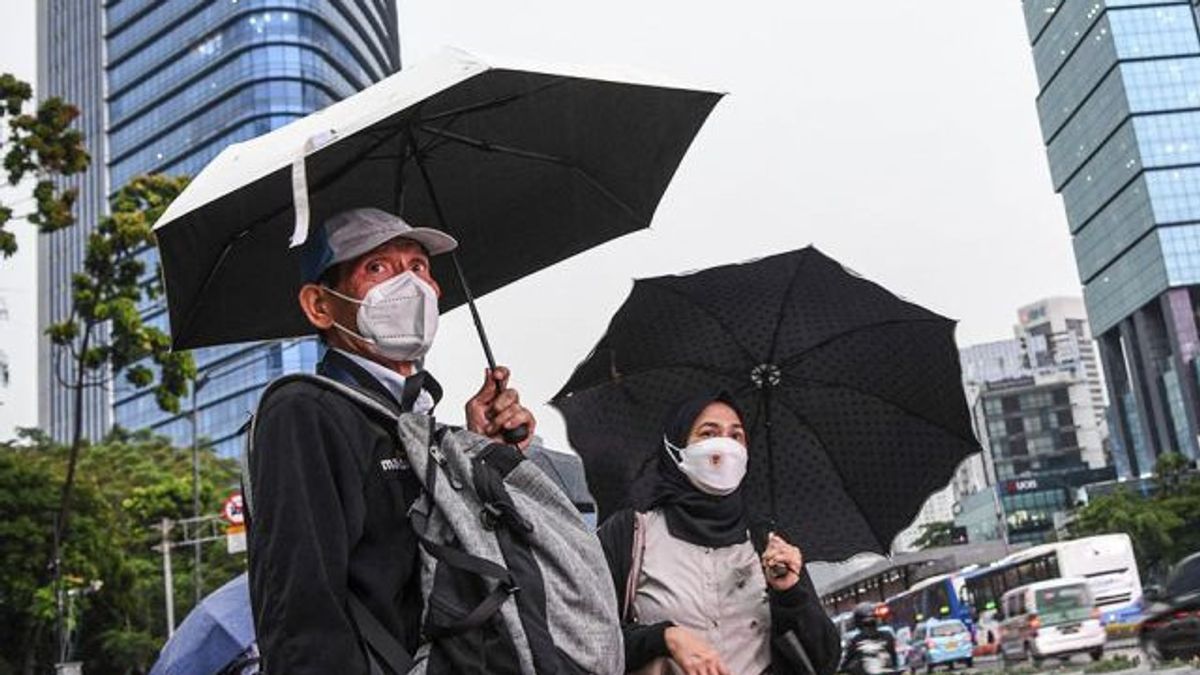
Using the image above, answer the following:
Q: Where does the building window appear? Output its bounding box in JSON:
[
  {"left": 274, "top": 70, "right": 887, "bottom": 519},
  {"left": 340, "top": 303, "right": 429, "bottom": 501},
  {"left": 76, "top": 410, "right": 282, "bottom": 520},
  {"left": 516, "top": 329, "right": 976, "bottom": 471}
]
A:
[{"left": 1003, "top": 396, "right": 1021, "bottom": 413}]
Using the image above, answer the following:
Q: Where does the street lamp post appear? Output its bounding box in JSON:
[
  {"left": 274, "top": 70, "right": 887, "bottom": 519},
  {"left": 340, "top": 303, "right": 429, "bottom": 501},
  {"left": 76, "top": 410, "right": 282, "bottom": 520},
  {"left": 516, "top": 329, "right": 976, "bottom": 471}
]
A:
[
  {"left": 52, "top": 511, "right": 65, "bottom": 664},
  {"left": 160, "top": 518, "right": 175, "bottom": 638},
  {"left": 189, "top": 371, "right": 211, "bottom": 607}
]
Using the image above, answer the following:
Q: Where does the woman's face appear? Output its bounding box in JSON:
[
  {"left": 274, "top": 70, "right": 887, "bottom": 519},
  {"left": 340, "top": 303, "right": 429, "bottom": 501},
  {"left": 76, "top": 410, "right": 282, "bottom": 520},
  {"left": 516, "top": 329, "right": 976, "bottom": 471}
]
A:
[{"left": 686, "top": 402, "right": 747, "bottom": 447}]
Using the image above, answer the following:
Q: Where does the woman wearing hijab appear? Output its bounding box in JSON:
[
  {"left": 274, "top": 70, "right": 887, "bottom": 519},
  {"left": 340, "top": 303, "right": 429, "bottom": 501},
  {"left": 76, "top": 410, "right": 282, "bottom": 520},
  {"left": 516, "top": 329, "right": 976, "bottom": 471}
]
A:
[{"left": 597, "top": 393, "right": 840, "bottom": 675}]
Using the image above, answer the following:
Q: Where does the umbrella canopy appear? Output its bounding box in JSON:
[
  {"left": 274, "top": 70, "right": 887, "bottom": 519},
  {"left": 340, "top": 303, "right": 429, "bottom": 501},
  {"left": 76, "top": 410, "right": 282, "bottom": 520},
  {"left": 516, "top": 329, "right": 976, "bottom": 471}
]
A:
[
  {"left": 551, "top": 248, "right": 981, "bottom": 561},
  {"left": 154, "top": 48, "right": 721, "bottom": 349},
  {"left": 150, "top": 573, "right": 255, "bottom": 675}
]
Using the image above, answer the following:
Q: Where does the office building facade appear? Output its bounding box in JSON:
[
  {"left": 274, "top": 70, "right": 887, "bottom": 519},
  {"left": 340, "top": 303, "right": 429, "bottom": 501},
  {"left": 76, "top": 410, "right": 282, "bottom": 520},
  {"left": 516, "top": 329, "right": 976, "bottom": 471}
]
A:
[
  {"left": 955, "top": 297, "right": 1111, "bottom": 543},
  {"left": 41, "top": 1, "right": 399, "bottom": 454},
  {"left": 1023, "top": 0, "right": 1200, "bottom": 475},
  {"left": 36, "top": 1, "right": 111, "bottom": 442}
]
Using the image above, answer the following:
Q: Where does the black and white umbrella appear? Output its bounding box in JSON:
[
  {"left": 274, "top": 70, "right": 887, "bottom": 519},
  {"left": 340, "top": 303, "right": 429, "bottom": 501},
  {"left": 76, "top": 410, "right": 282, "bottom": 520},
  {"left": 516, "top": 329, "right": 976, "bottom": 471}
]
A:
[{"left": 153, "top": 48, "right": 722, "bottom": 370}]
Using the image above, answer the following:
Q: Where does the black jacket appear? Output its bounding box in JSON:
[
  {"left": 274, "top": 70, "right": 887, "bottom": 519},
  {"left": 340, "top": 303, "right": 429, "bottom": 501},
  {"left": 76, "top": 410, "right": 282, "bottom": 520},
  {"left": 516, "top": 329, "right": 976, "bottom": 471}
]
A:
[
  {"left": 247, "top": 351, "right": 438, "bottom": 674},
  {"left": 597, "top": 508, "right": 841, "bottom": 675}
]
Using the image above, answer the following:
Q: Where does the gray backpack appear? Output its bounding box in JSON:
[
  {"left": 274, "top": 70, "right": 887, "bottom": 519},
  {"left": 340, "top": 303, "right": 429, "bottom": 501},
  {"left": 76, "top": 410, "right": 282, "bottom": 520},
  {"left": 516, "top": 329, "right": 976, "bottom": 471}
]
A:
[{"left": 242, "top": 374, "right": 623, "bottom": 675}]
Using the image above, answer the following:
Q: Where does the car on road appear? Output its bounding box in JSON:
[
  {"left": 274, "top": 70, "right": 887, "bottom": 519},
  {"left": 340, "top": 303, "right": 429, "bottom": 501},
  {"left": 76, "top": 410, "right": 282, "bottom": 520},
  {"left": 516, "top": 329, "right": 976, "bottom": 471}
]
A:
[
  {"left": 998, "top": 578, "right": 1105, "bottom": 666},
  {"left": 906, "top": 618, "right": 973, "bottom": 672},
  {"left": 1139, "top": 551, "right": 1200, "bottom": 663}
]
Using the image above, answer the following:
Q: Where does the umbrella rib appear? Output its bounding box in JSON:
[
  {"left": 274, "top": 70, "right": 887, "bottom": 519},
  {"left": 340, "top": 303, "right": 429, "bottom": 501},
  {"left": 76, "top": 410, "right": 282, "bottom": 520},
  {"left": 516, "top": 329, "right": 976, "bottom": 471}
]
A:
[
  {"left": 550, "top": 361, "right": 748, "bottom": 402},
  {"left": 174, "top": 231, "right": 245, "bottom": 345},
  {"left": 770, "top": 386, "right": 890, "bottom": 555},
  {"left": 766, "top": 255, "right": 812, "bottom": 363},
  {"left": 416, "top": 124, "right": 647, "bottom": 227},
  {"left": 420, "top": 78, "right": 571, "bottom": 122},
  {"left": 641, "top": 280, "right": 762, "bottom": 364},
  {"left": 791, "top": 376, "right": 981, "bottom": 447},
  {"left": 779, "top": 317, "right": 952, "bottom": 369}
]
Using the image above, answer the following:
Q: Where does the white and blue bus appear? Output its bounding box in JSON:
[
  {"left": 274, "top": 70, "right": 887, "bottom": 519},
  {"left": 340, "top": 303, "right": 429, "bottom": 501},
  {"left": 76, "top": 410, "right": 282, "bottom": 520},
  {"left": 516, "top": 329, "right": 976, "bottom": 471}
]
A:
[
  {"left": 882, "top": 534, "right": 1143, "bottom": 636},
  {"left": 962, "top": 534, "right": 1143, "bottom": 625}
]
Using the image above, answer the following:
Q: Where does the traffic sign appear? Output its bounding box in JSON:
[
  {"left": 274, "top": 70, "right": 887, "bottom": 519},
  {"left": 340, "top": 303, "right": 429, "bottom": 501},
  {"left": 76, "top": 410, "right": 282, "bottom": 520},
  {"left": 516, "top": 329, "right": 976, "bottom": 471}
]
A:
[{"left": 221, "top": 492, "right": 245, "bottom": 525}]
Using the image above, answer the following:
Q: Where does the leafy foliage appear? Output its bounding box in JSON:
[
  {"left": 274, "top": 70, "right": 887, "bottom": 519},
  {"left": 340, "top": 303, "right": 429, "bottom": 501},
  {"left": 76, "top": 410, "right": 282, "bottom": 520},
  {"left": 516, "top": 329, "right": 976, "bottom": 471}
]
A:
[
  {"left": 47, "top": 174, "right": 197, "bottom": 543},
  {"left": 49, "top": 174, "right": 196, "bottom": 408},
  {"left": 0, "top": 72, "right": 90, "bottom": 256},
  {"left": 1071, "top": 453, "right": 1200, "bottom": 582},
  {"left": 912, "top": 520, "right": 956, "bottom": 550},
  {"left": 0, "top": 429, "right": 244, "bottom": 675}
]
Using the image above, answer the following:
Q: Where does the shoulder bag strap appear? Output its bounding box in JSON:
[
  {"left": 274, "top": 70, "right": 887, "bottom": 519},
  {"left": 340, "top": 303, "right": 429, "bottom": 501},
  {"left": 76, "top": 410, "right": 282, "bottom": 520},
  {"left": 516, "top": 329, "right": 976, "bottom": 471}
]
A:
[{"left": 623, "top": 511, "right": 649, "bottom": 623}]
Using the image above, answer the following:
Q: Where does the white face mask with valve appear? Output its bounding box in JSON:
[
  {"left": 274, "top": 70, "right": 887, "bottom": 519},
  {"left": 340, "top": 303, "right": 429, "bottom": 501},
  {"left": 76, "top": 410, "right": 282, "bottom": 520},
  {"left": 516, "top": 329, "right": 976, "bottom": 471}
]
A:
[
  {"left": 324, "top": 271, "right": 439, "bottom": 362},
  {"left": 664, "top": 435, "right": 748, "bottom": 496}
]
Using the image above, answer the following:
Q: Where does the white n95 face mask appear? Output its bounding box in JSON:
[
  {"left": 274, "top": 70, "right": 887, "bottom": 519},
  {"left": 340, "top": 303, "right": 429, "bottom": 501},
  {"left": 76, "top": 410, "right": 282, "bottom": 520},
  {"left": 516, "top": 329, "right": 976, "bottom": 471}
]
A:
[
  {"left": 664, "top": 435, "right": 748, "bottom": 496},
  {"left": 324, "top": 271, "right": 439, "bottom": 361}
]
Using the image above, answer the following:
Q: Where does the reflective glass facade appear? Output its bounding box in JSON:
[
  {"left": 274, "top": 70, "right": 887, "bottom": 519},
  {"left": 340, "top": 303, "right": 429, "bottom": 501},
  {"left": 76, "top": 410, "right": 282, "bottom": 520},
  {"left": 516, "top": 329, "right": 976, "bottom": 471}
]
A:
[
  {"left": 96, "top": 1, "right": 397, "bottom": 455},
  {"left": 37, "top": 2, "right": 112, "bottom": 442},
  {"left": 1025, "top": 0, "right": 1200, "bottom": 471}
]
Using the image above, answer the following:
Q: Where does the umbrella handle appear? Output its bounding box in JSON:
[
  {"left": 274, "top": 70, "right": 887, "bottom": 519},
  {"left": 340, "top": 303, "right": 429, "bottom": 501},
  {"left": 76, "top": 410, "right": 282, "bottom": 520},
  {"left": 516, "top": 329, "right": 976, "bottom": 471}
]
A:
[
  {"left": 503, "top": 425, "right": 530, "bottom": 445},
  {"left": 764, "top": 529, "right": 789, "bottom": 579}
]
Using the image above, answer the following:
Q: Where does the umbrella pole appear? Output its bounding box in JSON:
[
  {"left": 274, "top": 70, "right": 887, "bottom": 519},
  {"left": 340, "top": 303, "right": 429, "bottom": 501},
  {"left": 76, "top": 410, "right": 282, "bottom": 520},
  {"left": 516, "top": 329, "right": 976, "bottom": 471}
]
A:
[
  {"left": 449, "top": 250, "right": 498, "bottom": 368},
  {"left": 763, "top": 384, "right": 777, "bottom": 517},
  {"left": 405, "top": 130, "right": 527, "bottom": 443},
  {"left": 403, "top": 131, "right": 499, "bottom": 369}
]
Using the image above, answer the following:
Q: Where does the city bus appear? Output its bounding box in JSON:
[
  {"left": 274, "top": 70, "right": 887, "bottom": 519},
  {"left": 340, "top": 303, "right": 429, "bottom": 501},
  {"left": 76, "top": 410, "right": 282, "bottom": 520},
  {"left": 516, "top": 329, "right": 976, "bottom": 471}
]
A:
[
  {"left": 882, "top": 535, "right": 1142, "bottom": 637},
  {"left": 961, "top": 534, "right": 1142, "bottom": 625},
  {"left": 884, "top": 572, "right": 975, "bottom": 634}
]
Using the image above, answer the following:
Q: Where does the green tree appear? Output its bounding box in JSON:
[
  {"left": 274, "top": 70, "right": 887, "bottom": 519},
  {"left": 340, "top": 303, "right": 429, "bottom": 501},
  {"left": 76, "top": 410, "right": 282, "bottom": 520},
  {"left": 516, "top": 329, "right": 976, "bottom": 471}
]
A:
[
  {"left": 913, "top": 520, "right": 956, "bottom": 550},
  {"left": 1071, "top": 455, "right": 1199, "bottom": 581},
  {"left": 0, "top": 72, "right": 90, "bottom": 255},
  {"left": 0, "top": 429, "right": 243, "bottom": 674},
  {"left": 1071, "top": 489, "right": 1183, "bottom": 578},
  {"left": 1155, "top": 452, "right": 1190, "bottom": 496},
  {"left": 46, "top": 174, "right": 196, "bottom": 544}
]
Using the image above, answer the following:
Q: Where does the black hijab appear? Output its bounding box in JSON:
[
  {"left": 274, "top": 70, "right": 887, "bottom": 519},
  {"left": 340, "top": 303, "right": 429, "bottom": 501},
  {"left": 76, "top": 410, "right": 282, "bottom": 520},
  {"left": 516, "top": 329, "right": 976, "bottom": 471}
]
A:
[{"left": 633, "top": 392, "right": 749, "bottom": 548}]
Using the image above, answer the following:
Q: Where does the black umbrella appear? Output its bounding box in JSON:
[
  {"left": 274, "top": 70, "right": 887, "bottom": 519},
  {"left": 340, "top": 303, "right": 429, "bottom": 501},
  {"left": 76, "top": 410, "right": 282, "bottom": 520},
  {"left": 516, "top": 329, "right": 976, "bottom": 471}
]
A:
[
  {"left": 152, "top": 50, "right": 721, "bottom": 355},
  {"left": 551, "top": 247, "right": 981, "bottom": 561}
]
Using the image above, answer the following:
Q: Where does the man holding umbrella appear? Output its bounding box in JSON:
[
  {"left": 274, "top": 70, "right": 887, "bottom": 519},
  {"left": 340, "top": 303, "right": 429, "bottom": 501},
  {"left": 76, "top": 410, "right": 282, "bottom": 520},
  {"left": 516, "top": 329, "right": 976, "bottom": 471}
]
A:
[{"left": 247, "top": 207, "right": 536, "bottom": 674}]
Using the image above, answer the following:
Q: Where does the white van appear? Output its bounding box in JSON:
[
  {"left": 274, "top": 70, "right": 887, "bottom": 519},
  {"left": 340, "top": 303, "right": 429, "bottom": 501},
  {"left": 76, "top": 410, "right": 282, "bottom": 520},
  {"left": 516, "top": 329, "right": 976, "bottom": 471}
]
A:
[{"left": 998, "top": 578, "right": 1105, "bottom": 665}]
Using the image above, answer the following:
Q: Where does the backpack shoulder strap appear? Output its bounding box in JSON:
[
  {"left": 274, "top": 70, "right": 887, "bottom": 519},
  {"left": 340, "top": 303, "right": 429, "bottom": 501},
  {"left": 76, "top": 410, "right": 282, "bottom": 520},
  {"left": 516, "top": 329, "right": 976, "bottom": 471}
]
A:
[
  {"left": 261, "top": 372, "right": 399, "bottom": 421},
  {"left": 242, "top": 373, "right": 399, "bottom": 516}
]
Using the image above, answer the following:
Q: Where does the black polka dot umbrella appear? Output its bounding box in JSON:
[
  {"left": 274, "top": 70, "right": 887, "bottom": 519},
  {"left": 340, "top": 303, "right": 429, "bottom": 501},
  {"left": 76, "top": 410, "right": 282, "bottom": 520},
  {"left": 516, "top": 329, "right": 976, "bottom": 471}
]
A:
[{"left": 551, "top": 247, "right": 982, "bottom": 561}]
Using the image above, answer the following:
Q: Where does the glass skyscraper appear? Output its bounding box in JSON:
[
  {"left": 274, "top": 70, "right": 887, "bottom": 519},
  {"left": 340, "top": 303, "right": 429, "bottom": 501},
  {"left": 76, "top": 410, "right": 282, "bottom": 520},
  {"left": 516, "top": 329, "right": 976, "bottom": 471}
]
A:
[
  {"left": 1024, "top": 0, "right": 1200, "bottom": 475},
  {"left": 40, "top": 1, "right": 399, "bottom": 456},
  {"left": 37, "top": 1, "right": 111, "bottom": 443}
]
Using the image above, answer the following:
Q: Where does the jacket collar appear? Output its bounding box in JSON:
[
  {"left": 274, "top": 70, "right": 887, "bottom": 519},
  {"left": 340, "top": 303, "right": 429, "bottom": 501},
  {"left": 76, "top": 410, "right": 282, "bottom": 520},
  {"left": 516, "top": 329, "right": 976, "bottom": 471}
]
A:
[{"left": 317, "top": 349, "right": 443, "bottom": 414}]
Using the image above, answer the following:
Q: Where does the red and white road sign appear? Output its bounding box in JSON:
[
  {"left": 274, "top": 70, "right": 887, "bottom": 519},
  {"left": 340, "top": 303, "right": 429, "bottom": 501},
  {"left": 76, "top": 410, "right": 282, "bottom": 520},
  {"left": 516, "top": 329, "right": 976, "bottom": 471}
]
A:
[{"left": 221, "top": 492, "right": 245, "bottom": 525}]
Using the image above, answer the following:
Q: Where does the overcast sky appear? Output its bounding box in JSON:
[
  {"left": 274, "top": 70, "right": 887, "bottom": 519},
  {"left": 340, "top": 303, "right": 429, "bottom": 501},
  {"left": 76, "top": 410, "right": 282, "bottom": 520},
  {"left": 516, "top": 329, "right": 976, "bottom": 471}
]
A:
[
  {"left": 0, "top": 0, "right": 39, "bottom": 437},
  {"left": 0, "top": 1, "right": 1079, "bottom": 450},
  {"left": 400, "top": 1, "right": 1080, "bottom": 448}
]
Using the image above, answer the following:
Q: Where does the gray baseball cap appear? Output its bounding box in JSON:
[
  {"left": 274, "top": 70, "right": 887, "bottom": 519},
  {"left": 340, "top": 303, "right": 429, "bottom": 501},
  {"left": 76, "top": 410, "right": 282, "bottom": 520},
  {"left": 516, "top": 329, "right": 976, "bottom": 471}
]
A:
[{"left": 302, "top": 207, "right": 458, "bottom": 281}]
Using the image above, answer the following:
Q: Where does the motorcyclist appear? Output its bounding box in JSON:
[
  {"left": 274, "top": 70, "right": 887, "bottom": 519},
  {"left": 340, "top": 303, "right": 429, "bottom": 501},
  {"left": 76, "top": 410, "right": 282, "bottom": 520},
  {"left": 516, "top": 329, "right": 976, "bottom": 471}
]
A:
[{"left": 839, "top": 602, "right": 898, "bottom": 675}]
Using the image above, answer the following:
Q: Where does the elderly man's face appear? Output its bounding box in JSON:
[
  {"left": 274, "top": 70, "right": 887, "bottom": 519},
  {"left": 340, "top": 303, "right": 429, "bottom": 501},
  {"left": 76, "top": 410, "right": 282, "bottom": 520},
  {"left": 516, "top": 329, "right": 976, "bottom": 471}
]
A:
[
  {"left": 299, "top": 237, "right": 443, "bottom": 369},
  {"left": 328, "top": 238, "right": 440, "bottom": 300}
]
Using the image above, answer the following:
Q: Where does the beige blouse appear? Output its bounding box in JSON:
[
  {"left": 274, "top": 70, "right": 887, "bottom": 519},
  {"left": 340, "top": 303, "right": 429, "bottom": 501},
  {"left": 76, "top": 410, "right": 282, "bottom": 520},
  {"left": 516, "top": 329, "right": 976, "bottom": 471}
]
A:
[{"left": 631, "top": 509, "right": 772, "bottom": 675}]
